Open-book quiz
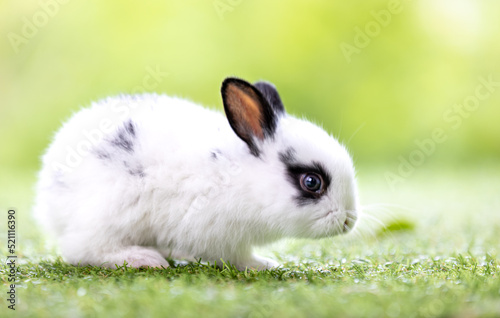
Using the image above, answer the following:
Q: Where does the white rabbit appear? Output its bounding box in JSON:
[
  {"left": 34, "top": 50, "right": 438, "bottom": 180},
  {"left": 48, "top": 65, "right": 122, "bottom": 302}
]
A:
[{"left": 33, "top": 77, "right": 358, "bottom": 270}]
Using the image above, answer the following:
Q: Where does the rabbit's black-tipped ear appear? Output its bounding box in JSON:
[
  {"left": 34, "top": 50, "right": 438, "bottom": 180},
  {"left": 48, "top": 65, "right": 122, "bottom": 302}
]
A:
[
  {"left": 221, "top": 77, "right": 281, "bottom": 157},
  {"left": 254, "top": 81, "right": 285, "bottom": 116}
]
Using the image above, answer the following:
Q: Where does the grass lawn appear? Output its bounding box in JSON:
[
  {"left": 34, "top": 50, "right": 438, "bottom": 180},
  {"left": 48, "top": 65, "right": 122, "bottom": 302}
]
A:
[{"left": 1, "top": 166, "right": 500, "bottom": 317}]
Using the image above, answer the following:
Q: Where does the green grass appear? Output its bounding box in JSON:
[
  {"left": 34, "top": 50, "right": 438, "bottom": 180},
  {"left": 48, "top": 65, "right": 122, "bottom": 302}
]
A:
[{"left": 1, "top": 166, "right": 500, "bottom": 317}]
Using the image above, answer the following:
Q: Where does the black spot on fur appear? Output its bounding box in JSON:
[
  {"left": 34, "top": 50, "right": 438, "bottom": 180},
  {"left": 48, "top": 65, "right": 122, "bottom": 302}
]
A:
[
  {"left": 210, "top": 149, "right": 222, "bottom": 160},
  {"left": 110, "top": 120, "right": 136, "bottom": 153},
  {"left": 278, "top": 148, "right": 296, "bottom": 165},
  {"left": 123, "top": 160, "right": 145, "bottom": 178},
  {"left": 247, "top": 144, "right": 261, "bottom": 158},
  {"left": 94, "top": 120, "right": 144, "bottom": 178},
  {"left": 51, "top": 171, "right": 68, "bottom": 189},
  {"left": 282, "top": 161, "right": 332, "bottom": 206},
  {"left": 94, "top": 149, "right": 111, "bottom": 160},
  {"left": 128, "top": 167, "right": 145, "bottom": 178},
  {"left": 124, "top": 119, "right": 136, "bottom": 137}
]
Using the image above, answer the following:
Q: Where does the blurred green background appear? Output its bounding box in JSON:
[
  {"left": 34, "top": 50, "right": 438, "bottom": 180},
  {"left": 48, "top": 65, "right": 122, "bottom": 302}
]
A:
[{"left": 1, "top": 0, "right": 499, "bottom": 173}]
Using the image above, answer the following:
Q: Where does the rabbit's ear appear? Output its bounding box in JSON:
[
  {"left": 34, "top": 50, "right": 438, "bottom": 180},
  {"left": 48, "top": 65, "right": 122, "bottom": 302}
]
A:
[
  {"left": 253, "top": 81, "right": 285, "bottom": 116},
  {"left": 221, "top": 78, "right": 281, "bottom": 156}
]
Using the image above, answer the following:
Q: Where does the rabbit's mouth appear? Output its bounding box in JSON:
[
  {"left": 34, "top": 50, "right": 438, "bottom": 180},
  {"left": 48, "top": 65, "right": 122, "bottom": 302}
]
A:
[
  {"left": 321, "top": 209, "right": 356, "bottom": 233},
  {"left": 342, "top": 212, "right": 357, "bottom": 233}
]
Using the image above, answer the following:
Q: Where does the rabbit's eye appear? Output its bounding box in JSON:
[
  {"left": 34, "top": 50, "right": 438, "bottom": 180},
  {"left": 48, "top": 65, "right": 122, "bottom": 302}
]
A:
[
  {"left": 283, "top": 161, "right": 331, "bottom": 204},
  {"left": 300, "top": 173, "right": 324, "bottom": 193}
]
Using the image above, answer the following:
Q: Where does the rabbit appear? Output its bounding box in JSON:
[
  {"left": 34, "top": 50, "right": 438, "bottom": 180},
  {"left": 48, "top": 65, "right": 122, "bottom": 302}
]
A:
[{"left": 33, "top": 77, "right": 359, "bottom": 270}]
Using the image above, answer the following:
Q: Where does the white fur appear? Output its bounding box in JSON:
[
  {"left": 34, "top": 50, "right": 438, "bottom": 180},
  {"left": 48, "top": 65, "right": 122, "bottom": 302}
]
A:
[{"left": 34, "top": 92, "right": 358, "bottom": 270}]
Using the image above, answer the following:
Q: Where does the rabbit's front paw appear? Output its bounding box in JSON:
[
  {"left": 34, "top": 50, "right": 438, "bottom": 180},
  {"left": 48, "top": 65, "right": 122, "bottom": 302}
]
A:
[{"left": 106, "top": 246, "right": 170, "bottom": 269}]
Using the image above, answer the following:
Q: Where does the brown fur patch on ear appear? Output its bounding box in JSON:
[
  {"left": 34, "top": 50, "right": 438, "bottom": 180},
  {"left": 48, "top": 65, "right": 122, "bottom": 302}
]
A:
[{"left": 226, "top": 84, "right": 264, "bottom": 140}]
